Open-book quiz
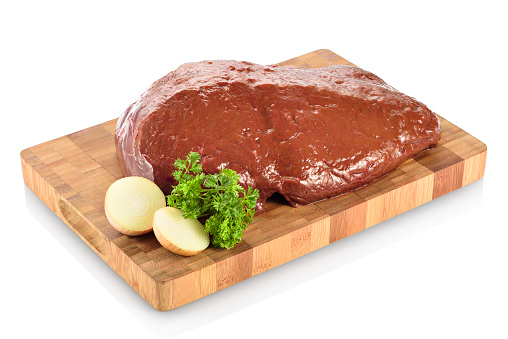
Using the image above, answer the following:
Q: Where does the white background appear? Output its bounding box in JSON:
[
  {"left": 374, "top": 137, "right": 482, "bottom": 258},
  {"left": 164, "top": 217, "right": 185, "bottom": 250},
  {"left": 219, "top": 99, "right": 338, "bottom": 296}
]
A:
[{"left": 2, "top": 1, "right": 506, "bottom": 338}]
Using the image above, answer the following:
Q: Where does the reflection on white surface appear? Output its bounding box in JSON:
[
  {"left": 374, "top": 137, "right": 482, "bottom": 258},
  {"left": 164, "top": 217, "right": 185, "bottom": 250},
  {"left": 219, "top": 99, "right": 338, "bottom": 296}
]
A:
[{"left": 25, "top": 179, "right": 484, "bottom": 337}]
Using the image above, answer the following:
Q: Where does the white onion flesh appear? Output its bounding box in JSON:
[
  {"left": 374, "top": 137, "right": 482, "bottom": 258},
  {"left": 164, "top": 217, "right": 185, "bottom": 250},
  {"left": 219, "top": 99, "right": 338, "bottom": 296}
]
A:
[
  {"left": 105, "top": 176, "right": 166, "bottom": 236},
  {"left": 153, "top": 207, "right": 210, "bottom": 256}
]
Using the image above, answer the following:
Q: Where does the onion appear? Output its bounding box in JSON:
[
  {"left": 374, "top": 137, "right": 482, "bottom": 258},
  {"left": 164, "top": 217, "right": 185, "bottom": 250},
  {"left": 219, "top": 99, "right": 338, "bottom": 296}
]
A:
[
  {"left": 153, "top": 207, "right": 210, "bottom": 256},
  {"left": 104, "top": 176, "right": 166, "bottom": 236}
]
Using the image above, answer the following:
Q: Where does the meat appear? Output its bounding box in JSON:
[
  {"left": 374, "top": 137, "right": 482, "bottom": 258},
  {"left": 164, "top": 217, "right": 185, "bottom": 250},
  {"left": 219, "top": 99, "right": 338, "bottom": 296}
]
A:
[{"left": 115, "top": 60, "right": 440, "bottom": 210}]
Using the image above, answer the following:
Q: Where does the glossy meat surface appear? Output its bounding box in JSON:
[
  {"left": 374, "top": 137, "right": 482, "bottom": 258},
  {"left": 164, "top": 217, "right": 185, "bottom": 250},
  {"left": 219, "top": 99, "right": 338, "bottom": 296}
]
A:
[{"left": 115, "top": 61, "right": 440, "bottom": 210}]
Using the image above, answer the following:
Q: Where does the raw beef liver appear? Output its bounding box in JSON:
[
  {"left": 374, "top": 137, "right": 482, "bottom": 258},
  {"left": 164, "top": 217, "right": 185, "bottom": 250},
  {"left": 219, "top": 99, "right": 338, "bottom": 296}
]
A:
[{"left": 115, "top": 60, "right": 440, "bottom": 210}]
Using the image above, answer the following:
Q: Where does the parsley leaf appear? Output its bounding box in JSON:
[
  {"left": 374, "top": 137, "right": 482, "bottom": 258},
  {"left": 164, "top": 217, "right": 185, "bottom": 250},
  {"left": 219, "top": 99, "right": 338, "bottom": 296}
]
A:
[{"left": 166, "top": 151, "right": 259, "bottom": 250}]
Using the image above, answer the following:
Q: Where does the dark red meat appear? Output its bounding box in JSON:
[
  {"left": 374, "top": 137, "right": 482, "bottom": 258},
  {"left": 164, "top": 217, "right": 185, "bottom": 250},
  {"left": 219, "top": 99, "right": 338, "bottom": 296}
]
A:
[{"left": 115, "top": 60, "right": 440, "bottom": 210}]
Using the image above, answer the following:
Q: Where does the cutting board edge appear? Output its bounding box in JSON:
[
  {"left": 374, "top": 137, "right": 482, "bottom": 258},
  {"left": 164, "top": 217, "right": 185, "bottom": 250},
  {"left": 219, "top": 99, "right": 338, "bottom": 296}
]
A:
[
  {"left": 165, "top": 149, "right": 488, "bottom": 311},
  {"left": 20, "top": 151, "right": 173, "bottom": 311}
]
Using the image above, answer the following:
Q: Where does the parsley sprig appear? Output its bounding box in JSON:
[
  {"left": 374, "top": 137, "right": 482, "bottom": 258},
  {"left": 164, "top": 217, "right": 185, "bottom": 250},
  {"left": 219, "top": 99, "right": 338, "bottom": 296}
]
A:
[{"left": 166, "top": 151, "right": 259, "bottom": 249}]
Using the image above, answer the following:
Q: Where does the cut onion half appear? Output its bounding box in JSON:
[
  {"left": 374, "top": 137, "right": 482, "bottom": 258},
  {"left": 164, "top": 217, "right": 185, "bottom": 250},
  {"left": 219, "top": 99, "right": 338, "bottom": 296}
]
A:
[
  {"left": 104, "top": 176, "right": 166, "bottom": 236},
  {"left": 153, "top": 207, "right": 210, "bottom": 256}
]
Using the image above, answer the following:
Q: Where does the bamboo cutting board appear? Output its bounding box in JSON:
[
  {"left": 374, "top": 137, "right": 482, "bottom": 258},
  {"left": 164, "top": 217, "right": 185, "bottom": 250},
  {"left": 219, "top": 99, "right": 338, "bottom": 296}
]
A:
[{"left": 20, "top": 49, "right": 487, "bottom": 311}]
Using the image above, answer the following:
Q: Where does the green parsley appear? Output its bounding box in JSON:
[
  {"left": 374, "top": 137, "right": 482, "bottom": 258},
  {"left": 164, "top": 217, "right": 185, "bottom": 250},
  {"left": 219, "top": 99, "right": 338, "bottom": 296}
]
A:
[{"left": 166, "top": 151, "right": 259, "bottom": 250}]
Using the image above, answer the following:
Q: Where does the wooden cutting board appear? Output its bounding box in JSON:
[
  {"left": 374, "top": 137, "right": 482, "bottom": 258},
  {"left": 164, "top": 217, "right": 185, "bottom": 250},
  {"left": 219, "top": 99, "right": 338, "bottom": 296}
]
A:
[{"left": 20, "top": 49, "right": 487, "bottom": 311}]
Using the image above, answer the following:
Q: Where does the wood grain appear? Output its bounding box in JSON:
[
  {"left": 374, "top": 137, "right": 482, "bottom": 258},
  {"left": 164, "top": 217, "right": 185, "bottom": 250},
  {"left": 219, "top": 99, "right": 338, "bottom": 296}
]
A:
[{"left": 20, "top": 49, "right": 487, "bottom": 311}]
